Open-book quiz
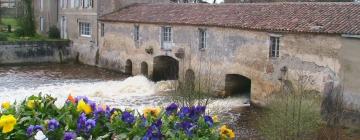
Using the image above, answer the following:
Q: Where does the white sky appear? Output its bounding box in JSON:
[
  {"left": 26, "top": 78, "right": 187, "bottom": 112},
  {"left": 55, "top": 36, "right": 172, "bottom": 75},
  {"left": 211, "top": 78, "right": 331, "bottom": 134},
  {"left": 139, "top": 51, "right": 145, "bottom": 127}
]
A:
[{"left": 203, "top": 0, "right": 224, "bottom": 3}]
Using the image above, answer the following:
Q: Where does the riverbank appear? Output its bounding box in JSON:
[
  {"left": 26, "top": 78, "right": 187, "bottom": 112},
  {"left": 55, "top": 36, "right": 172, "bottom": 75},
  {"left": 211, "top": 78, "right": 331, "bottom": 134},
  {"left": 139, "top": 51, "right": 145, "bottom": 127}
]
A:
[{"left": 0, "top": 40, "right": 72, "bottom": 64}]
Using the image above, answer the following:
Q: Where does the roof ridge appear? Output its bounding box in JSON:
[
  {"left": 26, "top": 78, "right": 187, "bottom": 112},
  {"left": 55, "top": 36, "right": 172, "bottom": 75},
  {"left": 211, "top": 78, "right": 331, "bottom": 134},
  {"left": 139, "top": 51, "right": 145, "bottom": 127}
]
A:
[{"left": 140, "top": 2, "right": 359, "bottom": 6}]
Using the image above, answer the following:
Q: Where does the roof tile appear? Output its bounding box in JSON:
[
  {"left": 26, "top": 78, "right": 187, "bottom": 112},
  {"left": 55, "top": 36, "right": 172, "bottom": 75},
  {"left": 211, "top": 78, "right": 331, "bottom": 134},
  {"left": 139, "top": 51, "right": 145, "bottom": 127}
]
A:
[{"left": 99, "top": 3, "right": 360, "bottom": 35}]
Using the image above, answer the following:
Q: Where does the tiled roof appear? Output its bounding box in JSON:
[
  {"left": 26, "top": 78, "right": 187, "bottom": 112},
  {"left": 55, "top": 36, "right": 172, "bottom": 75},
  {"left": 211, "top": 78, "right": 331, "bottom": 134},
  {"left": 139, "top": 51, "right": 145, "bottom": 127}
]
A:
[{"left": 99, "top": 3, "right": 360, "bottom": 35}]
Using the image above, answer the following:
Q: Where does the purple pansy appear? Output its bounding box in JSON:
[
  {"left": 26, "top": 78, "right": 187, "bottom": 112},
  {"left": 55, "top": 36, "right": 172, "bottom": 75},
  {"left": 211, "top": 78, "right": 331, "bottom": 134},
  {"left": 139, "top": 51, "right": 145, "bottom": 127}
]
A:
[
  {"left": 75, "top": 96, "right": 89, "bottom": 103},
  {"left": 165, "top": 103, "right": 178, "bottom": 115},
  {"left": 26, "top": 125, "right": 43, "bottom": 136},
  {"left": 121, "top": 111, "right": 135, "bottom": 124},
  {"left": 48, "top": 119, "right": 60, "bottom": 131},
  {"left": 85, "top": 119, "right": 96, "bottom": 132},
  {"left": 63, "top": 132, "right": 77, "bottom": 140},
  {"left": 204, "top": 115, "right": 214, "bottom": 127}
]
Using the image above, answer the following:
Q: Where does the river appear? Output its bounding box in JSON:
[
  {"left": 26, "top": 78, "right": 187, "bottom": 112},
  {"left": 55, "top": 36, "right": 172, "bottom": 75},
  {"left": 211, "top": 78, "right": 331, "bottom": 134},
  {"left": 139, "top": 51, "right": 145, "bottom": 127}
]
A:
[{"left": 0, "top": 63, "right": 259, "bottom": 139}]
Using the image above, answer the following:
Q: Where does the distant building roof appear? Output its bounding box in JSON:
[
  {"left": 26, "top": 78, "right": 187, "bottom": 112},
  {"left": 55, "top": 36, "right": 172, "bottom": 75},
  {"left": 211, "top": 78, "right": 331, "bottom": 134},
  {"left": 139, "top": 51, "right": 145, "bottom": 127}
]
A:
[{"left": 99, "top": 3, "right": 360, "bottom": 35}]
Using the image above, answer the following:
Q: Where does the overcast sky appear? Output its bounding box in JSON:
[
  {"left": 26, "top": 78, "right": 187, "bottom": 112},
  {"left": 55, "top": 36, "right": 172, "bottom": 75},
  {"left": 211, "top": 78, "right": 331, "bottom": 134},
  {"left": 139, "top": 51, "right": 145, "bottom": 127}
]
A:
[{"left": 203, "top": 0, "right": 224, "bottom": 3}]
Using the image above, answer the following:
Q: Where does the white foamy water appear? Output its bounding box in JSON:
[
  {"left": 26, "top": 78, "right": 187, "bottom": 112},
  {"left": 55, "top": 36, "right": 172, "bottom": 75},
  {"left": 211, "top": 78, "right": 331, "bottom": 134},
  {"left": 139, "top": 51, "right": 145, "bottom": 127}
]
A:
[{"left": 0, "top": 76, "right": 157, "bottom": 109}]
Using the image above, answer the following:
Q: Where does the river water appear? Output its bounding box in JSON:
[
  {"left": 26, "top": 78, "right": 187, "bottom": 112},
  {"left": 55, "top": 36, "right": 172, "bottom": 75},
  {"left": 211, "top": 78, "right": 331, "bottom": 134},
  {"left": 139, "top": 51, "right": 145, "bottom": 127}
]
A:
[{"left": 0, "top": 63, "right": 258, "bottom": 139}]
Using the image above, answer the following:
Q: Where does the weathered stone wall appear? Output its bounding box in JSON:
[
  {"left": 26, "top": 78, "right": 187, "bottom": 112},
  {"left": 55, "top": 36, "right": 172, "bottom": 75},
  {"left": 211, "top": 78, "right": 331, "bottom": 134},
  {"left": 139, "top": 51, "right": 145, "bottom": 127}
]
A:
[
  {"left": 340, "top": 37, "right": 360, "bottom": 111},
  {"left": 98, "top": 22, "right": 343, "bottom": 104},
  {"left": 59, "top": 0, "right": 99, "bottom": 65},
  {"left": 0, "top": 41, "right": 73, "bottom": 64},
  {"left": 33, "top": 0, "right": 58, "bottom": 35}
]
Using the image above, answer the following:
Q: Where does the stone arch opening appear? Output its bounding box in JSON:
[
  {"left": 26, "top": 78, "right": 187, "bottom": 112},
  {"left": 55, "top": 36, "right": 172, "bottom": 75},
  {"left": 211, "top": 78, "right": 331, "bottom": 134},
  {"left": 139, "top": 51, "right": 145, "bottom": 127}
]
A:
[
  {"left": 125, "top": 59, "right": 132, "bottom": 75},
  {"left": 185, "top": 69, "right": 195, "bottom": 91},
  {"left": 225, "top": 74, "right": 251, "bottom": 98},
  {"left": 141, "top": 62, "right": 148, "bottom": 77},
  {"left": 153, "top": 56, "right": 179, "bottom": 82}
]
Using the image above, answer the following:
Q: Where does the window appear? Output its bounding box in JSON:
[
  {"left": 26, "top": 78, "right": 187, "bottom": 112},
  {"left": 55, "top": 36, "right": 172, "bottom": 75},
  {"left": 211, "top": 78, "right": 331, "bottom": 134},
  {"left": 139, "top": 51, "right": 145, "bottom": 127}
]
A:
[
  {"left": 60, "top": 0, "right": 63, "bottom": 8},
  {"left": 40, "top": 0, "right": 44, "bottom": 11},
  {"left": 70, "top": 0, "right": 74, "bottom": 8},
  {"left": 79, "top": 22, "right": 91, "bottom": 37},
  {"left": 40, "top": 17, "right": 45, "bottom": 32},
  {"left": 75, "top": 0, "right": 80, "bottom": 8},
  {"left": 63, "top": 0, "right": 67, "bottom": 8},
  {"left": 134, "top": 25, "right": 139, "bottom": 42},
  {"left": 269, "top": 36, "right": 280, "bottom": 58},
  {"left": 199, "top": 29, "right": 206, "bottom": 50},
  {"left": 83, "top": 0, "right": 93, "bottom": 8},
  {"left": 101, "top": 23, "right": 105, "bottom": 37},
  {"left": 162, "top": 27, "right": 172, "bottom": 42}
]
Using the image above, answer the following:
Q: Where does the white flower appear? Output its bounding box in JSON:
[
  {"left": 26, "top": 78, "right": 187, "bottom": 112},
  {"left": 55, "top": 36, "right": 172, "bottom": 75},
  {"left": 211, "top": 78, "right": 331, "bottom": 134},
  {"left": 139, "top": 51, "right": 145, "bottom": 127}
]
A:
[{"left": 34, "top": 131, "right": 48, "bottom": 140}]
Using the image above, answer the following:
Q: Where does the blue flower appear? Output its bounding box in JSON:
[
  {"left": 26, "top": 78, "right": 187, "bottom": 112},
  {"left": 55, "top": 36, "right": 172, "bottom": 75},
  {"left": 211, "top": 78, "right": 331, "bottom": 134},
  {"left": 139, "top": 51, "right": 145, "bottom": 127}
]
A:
[
  {"left": 142, "top": 124, "right": 162, "bottom": 140},
  {"left": 63, "top": 132, "right": 77, "bottom": 140},
  {"left": 75, "top": 96, "right": 89, "bottom": 103},
  {"left": 48, "top": 119, "right": 60, "bottom": 131},
  {"left": 121, "top": 111, "right": 135, "bottom": 124},
  {"left": 165, "top": 103, "right": 178, "bottom": 115},
  {"left": 195, "top": 106, "right": 206, "bottom": 114},
  {"left": 87, "top": 100, "right": 96, "bottom": 111},
  {"left": 26, "top": 125, "right": 43, "bottom": 136},
  {"left": 142, "top": 119, "right": 163, "bottom": 140},
  {"left": 180, "top": 121, "right": 195, "bottom": 136},
  {"left": 178, "top": 107, "right": 190, "bottom": 119},
  {"left": 77, "top": 113, "right": 87, "bottom": 132},
  {"left": 204, "top": 115, "right": 214, "bottom": 127},
  {"left": 85, "top": 119, "right": 96, "bottom": 132}
]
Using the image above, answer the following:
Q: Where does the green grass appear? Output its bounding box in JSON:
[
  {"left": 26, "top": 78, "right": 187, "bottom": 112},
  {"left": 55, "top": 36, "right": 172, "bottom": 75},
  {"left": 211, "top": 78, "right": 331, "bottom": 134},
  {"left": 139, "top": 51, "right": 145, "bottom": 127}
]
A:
[
  {"left": 1, "top": 18, "right": 18, "bottom": 27},
  {"left": 0, "top": 18, "right": 64, "bottom": 41}
]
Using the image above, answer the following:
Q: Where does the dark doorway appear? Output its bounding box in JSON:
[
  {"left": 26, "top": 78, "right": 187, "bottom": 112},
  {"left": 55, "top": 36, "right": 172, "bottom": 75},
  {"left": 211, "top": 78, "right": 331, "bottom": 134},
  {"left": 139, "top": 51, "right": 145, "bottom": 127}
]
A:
[
  {"left": 225, "top": 74, "right": 251, "bottom": 97},
  {"left": 125, "top": 59, "right": 132, "bottom": 75},
  {"left": 185, "top": 69, "right": 195, "bottom": 91},
  {"left": 153, "top": 56, "right": 179, "bottom": 82},
  {"left": 141, "top": 62, "right": 148, "bottom": 77}
]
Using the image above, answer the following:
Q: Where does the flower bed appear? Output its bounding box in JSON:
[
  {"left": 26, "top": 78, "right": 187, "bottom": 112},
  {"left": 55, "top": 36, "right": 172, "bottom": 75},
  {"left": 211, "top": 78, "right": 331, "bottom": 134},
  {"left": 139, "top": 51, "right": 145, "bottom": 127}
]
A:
[{"left": 0, "top": 94, "right": 235, "bottom": 140}]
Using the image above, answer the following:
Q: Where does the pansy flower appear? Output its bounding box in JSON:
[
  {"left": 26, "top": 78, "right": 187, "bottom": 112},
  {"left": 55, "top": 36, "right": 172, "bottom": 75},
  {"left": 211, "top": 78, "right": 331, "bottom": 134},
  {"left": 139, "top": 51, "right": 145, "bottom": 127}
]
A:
[
  {"left": 165, "top": 103, "right": 178, "bottom": 115},
  {"left": 121, "top": 111, "right": 135, "bottom": 124},
  {"left": 0, "top": 115, "right": 17, "bottom": 133}
]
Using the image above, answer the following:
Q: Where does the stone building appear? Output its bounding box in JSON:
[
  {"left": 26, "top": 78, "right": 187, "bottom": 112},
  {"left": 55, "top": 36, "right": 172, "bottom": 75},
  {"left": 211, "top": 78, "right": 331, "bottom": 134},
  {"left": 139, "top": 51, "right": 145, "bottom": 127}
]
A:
[
  {"left": 57, "top": 0, "right": 170, "bottom": 65},
  {"left": 33, "top": 0, "right": 58, "bottom": 35},
  {"left": 98, "top": 3, "right": 360, "bottom": 113},
  {"left": 224, "top": 0, "right": 355, "bottom": 3}
]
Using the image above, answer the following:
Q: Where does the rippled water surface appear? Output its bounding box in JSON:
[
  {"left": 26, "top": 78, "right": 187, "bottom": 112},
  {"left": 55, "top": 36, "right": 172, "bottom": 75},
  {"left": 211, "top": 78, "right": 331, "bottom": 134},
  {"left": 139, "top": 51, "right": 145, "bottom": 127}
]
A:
[{"left": 0, "top": 63, "right": 259, "bottom": 139}]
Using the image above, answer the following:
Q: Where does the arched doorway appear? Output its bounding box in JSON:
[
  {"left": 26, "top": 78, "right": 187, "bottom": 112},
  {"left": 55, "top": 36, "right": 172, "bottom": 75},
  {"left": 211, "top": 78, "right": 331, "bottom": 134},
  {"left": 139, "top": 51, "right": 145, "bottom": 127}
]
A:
[
  {"left": 125, "top": 59, "right": 132, "bottom": 75},
  {"left": 141, "top": 62, "right": 148, "bottom": 77},
  {"left": 185, "top": 69, "right": 195, "bottom": 91},
  {"left": 153, "top": 56, "right": 179, "bottom": 82},
  {"left": 225, "top": 74, "right": 251, "bottom": 98}
]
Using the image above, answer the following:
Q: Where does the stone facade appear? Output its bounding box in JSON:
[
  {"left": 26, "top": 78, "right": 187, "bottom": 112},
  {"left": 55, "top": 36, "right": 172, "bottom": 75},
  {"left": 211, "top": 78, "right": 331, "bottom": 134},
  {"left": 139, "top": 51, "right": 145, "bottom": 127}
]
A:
[
  {"left": 33, "top": 0, "right": 58, "bottom": 35},
  {"left": 224, "top": 0, "right": 355, "bottom": 3},
  {"left": 57, "top": 0, "right": 171, "bottom": 65},
  {"left": 97, "top": 22, "right": 360, "bottom": 107}
]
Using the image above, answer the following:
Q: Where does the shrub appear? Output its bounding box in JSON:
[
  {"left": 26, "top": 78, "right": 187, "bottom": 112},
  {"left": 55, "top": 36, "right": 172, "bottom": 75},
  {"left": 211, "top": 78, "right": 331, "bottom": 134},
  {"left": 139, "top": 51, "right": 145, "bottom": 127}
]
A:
[
  {"left": 0, "top": 33, "right": 7, "bottom": 41},
  {"left": 48, "top": 26, "right": 60, "bottom": 39},
  {"left": 258, "top": 77, "right": 322, "bottom": 140}
]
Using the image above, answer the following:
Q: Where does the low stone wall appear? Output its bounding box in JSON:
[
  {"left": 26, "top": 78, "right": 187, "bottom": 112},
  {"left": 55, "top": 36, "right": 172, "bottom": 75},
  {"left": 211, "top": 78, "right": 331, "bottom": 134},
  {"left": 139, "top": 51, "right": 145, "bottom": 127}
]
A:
[{"left": 0, "top": 41, "right": 74, "bottom": 64}]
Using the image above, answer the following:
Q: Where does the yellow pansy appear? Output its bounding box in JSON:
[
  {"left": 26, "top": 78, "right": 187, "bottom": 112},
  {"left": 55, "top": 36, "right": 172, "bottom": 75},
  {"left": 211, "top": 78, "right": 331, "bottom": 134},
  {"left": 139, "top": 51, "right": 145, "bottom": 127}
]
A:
[
  {"left": 220, "top": 125, "right": 235, "bottom": 139},
  {"left": 212, "top": 115, "right": 219, "bottom": 123},
  {"left": 0, "top": 115, "right": 17, "bottom": 133},
  {"left": 27, "top": 100, "right": 36, "bottom": 109},
  {"left": 143, "top": 107, "right": 161, "bottom": 118},
  {"left": 1, "top": 102, "right": 11, "bottom": 110},
  {"left": 76, "top": 99, "right": 92, "bottom": 114}
]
